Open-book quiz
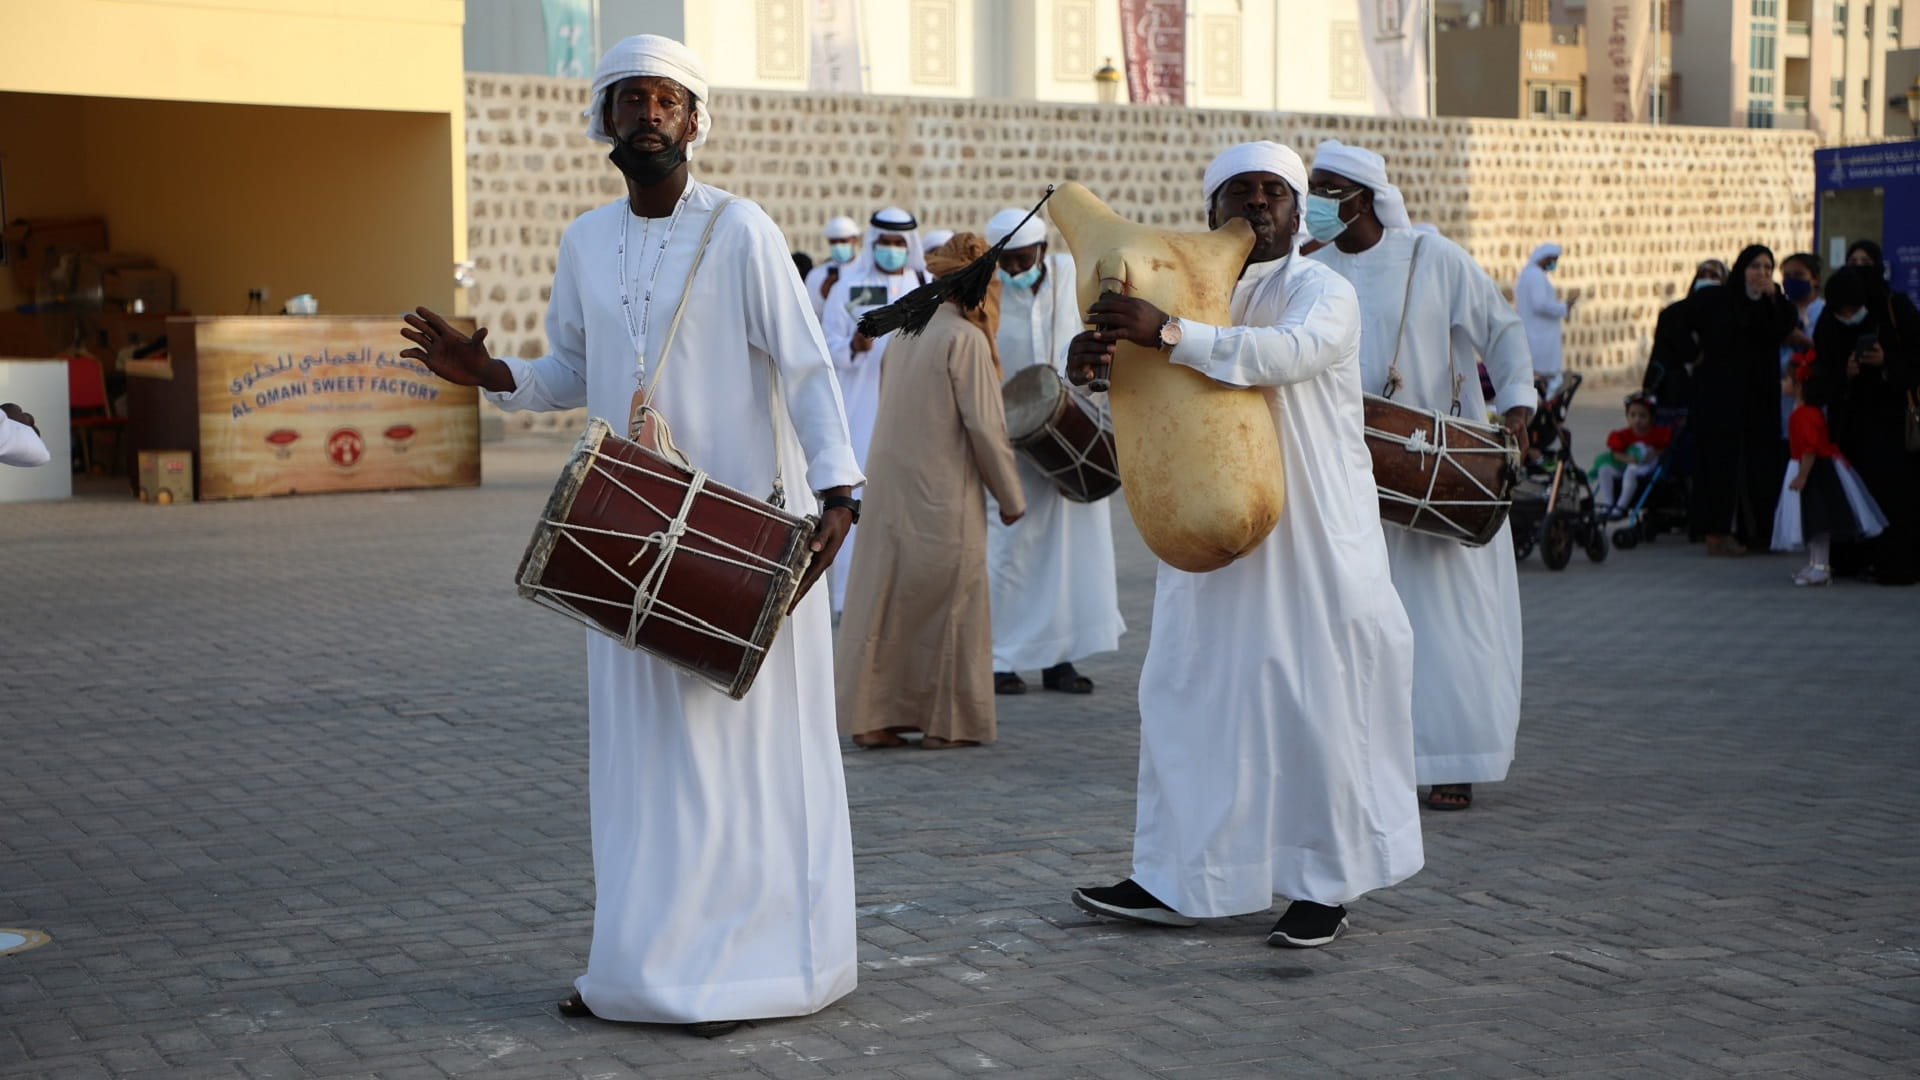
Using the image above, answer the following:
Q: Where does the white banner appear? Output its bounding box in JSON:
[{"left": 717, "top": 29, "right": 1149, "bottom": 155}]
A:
[
  {"left": 809, "top": 0, "right": 865, "bottom": 93},
  {"left": 1359, "top": 0, "right": 1430, "bottom": 118},
  {"left": 1586, "top": 0, "right": 1654, "bottom": 123}
]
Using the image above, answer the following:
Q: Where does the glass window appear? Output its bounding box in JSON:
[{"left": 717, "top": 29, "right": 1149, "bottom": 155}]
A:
[
  {"left": 1531, "top": 87, "right": 1550, "bottom": 116},
  {"left": 1749, "top": 33, "right": 1776, "bottom": 70},
  {"left": 1836, "top": 3, "right": 1849, "bottom": 31},
  {"left": 1556, "top": 88, "right": 1574, "bottom": 115},
  {"left": 1750, "top": 0, "right": 1777, "bottom": 14},
  {"left": 1894, "top": 4, "right": 1903, "bottom": 33},
  {"left": 1750, "top": 73, "right": 1776, "bottom": 94},
  {"left": 1746, "top": 100, "right": 1775, "bottom": 128}
]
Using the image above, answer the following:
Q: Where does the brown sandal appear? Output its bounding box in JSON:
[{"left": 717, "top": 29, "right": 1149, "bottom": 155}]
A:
[
  {"left": 852, "top": 731, "right": 909, "bottom": 748},
  {"left": 919, "top": 736, "right": 982, "bottom": 750},
  {"left": 1424, "top": 783, "right": 1472, "bottom": 811}
]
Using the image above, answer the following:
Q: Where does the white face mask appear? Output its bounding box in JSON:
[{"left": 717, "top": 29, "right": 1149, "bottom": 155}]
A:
[{"left": 1839, "top": 308, "right": 1868, "bottom": 326}]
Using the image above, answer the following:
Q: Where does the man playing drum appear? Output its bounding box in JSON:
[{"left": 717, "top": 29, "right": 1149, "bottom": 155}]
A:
[
  {"left": 1305, "top": 139, "right": 1535, "bottom": 813},
  {"left": 982, "top": 207, "right": 1126, "bottom": 697},
  {"left": 1066, "top": 142, "right": 1422, "bottom": 949},
  {"left": 399, "top": 35, "right": 862, "bottom": 1036}
]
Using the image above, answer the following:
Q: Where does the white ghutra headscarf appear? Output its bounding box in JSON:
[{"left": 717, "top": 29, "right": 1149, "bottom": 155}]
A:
[
  {"left": 1309, "top": 140, "right": 1413, "bottom": 230},
  {"left": 1202, "top": 141, "right": 1309, "bottom": 206},
  {"left": 585, "top": 35, "right": 714, "bottom": 154}
]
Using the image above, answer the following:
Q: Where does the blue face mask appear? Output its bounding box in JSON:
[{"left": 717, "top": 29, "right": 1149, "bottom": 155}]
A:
[
  {"left": 1542, "top": 259, "right": 1559, "bottom": 273},
  {"left": 828, "top": 242, "right": 855, "bottom": 264},
  {"left": 1303, "top": 194, "right": 1351, "bottom": 243},
  {"left": 874, "top": 245, "right": 908, "bottom": 273},
  {"left": 997, "top": 265, "right": 1042, "bottom": 290},
  {"left": 1692, "top": 279, "right": 1718, "bottom": 292},
  {"left": 1782, "top": 277, "right": 1813, "bottom": 302}
]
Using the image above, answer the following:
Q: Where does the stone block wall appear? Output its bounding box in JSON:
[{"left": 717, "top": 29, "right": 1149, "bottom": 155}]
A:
[{"left": 466, "top": 75, "right": 1817, "bottom": 432}]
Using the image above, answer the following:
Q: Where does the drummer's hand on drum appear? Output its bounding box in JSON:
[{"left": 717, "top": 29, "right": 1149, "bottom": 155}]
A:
[
  {"left": 1065, "top": 330, "right": 1115, "bottom": 387},
  {"left": 1502, "top": 406, "right": 1532, "bottom": 456},
  {"left": 1084, "top": 293, "right": 1169, "bottom": 349},
  {"left": 793, "top": 486, "right": 856, "bottom": 609},
  {"left": 401, "top": 307, "right": 516, "bottom": 393}
]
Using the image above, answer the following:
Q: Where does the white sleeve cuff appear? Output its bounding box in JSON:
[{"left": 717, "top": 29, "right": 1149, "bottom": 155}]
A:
[
  {"left": 1167, "top": 319, "right": 1226, "bottom": 380},
  {"left": 481, "top": 357, "right": 539, "bottom": 411}
]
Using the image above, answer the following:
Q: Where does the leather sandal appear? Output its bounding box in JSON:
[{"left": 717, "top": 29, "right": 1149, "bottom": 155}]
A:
[
  {"left": 1424, "top": 784, "right": 1472, "bottom": 811},
  {"left": 852, "top": 730, "right": 909, "bottom": 748},
  {"left": 920, "top": 735, "right": 982, "bottom": 750},
  {"left": 1041, "top": 662, "right": 1094, "bottom": 694},
  {"left": 557, "top": 991, "right": 595, "bottom": 1019},
  {"left": 994, "top": 671, "right": 1027, "bottom": 695}
]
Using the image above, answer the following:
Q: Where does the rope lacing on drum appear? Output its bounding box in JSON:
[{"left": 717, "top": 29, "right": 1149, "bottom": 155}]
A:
[
  {"left": 1364, "top": 409, "right": 1514, "bottom": 544},
  {"left": 529, "top": 449, "right": 797, "bottom": 656}
]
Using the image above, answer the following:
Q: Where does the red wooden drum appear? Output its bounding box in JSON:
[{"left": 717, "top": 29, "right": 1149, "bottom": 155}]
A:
[
  {"left": 1363, "top": 394, "right": 1519, "bottom": 547},
  {"left": 515, "top": 418, "right": 816, "bottom": 700},
  {"left": 1001, "top": 364, "right": 1121, "bottom": 503}
]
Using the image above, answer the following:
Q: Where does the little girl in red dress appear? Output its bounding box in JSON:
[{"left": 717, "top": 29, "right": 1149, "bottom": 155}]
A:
[{"left": 1772, "top": 357, "right": 1888, "bottom": 586}]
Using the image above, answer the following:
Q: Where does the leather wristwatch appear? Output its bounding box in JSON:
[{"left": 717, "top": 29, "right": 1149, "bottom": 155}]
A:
[{"left": 819, "top": 493, "right": 862, "bottom": 523}]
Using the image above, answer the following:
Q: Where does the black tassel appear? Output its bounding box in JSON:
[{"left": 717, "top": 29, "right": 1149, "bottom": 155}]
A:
[{"left": 857, "top": 186, "right": 1055, "bottom": 340}]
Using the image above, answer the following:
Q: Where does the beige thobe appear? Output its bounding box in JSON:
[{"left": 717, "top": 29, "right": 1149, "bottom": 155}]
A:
[{"left": 835, "top": 304, "right": 1027, "bottom": 742}]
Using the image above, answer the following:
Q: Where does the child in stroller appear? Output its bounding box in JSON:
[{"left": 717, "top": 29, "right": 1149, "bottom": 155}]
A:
[{"left": 1589, "top": 393, "right": 1672, "bottom": 519}]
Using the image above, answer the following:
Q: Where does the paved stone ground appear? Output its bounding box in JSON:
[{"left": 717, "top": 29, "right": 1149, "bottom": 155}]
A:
[{"left": 3, "top": 401, "right": 1916, "bottom": 1079}]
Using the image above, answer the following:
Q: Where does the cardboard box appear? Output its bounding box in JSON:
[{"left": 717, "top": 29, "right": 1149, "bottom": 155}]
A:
[
  {"left": 4, "top": 217, "right": 109, "bottom": 293},
  {"left": 137, "top": 450, "right": 193, "bottom": 504}
]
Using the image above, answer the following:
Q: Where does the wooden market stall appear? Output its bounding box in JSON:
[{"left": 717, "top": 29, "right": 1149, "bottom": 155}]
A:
[{"left": 128, "top": 316, "right": 479, "bottom": 499}]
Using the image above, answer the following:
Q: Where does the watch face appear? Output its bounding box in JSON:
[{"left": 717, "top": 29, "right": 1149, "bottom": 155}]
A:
[{"left": 1160, "top": 318, "right": 1182, "bottom": 346}]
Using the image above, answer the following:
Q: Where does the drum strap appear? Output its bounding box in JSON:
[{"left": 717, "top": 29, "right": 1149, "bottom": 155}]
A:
[
  {"left": 622, "top": 197, "right": 796, "bottom": 510},
  {"left": 1382, "top": 234, "right": 1423, "bottom": 401}
]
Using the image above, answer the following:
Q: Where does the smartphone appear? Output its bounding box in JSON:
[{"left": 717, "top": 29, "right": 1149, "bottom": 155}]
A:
[{"left": 1854, "top": 331, "right": 1879, "bottom": 355}]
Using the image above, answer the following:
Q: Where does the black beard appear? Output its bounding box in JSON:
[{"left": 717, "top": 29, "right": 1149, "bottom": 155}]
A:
[{"left": 609, "top": 136, "right": 688, "bottom": 187}]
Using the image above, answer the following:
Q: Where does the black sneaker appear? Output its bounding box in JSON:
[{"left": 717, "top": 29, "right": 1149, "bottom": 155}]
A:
[
  {"left": 1267, "top": 901, "right": 1349, "bottom": 947},
  {"left": 1071, "top": 879, "right": 1198, "bottom": 927}
]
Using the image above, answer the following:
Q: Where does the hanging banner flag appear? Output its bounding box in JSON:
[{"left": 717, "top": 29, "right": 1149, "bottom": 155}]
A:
[
  {"left": 810, "top": 0, "right": 865, "bottom": 93},
  {"left": 541, "top": 0, "right": 594, "bottom": 79},
  {"left": 1586, "top": 0, "right": 1654, "bottom": 123},
  {"left": 1119, "top": 0, "right": 1186, "bottom": 106},
  {"left": 1359, "top": 0, "right": 1430, "bottom": 118}
]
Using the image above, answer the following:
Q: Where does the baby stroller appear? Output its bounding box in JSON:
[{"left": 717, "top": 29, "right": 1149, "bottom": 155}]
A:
[
  {"left": 1608, "top": 415, "right": 1691, "bottom": 549},
  {"left": 1509, "top": 373, "right": 1609, "bottom": 570}
]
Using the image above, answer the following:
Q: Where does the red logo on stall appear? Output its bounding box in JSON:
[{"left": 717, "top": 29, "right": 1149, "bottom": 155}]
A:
[
  {"left": 265, "top": 428, "right": 300, "bottom": 459},
  {"left": 383, "top": 423, "right": 416, "bottom": 452},
  {"left": 326, "top": 427, "right": 365, "bottom": 468}
]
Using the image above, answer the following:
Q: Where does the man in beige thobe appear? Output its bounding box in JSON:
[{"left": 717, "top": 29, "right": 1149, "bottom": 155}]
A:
[{"left": 836, "top": 233, "right": 1027, "bottom": 749}]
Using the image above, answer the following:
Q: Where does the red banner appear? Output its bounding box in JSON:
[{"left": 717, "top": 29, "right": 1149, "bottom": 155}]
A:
[{"left": 1119, "top": 0, "right": 1185, "bottom": 105}]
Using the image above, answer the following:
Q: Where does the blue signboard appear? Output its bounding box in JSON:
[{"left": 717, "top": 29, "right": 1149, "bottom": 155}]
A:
[{"left": 1814, "top": 140, "right": 1920, "bottom": 307}]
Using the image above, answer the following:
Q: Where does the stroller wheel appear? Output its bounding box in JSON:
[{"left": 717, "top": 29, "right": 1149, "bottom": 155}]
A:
[
  {"left": 1612, "top": 527, "right": 1640, "bottom": 550},
  {"left": 1585, "top": 524, "right": 1610, "bottom": 563},
  {"left": 1541, "top": 512, "right": 1575, "bottom": 571}
]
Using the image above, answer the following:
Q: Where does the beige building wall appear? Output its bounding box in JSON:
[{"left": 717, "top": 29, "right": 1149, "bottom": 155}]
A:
[
  {"left": 1437, "top": 21, "right": 1588, "bottom": 119},
  {"left": 464, "top": 0, "right": 1379, "bottom": 114},
  {"left": 466, "top": 76, "right": 1815, "bottom": 433}
]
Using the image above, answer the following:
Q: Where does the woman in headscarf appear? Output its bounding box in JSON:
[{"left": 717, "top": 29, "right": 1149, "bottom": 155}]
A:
[
  {"left": 1642, "top": 259, "right": 1728, "bottom": 419},
  {"left": 1515, "top": 243, "right": 1576, "bottom": 382},
  {"left": 1809, "top": 265, "right": 1920, "bottom": 584},
  {"left": 1683, "top": 244, "right": 1797, "bottom": 554}
]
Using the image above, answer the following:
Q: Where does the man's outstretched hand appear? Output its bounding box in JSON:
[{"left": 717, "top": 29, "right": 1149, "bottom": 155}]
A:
[{"left": 401, "top": 307, "right": 515, "bottom": 393}]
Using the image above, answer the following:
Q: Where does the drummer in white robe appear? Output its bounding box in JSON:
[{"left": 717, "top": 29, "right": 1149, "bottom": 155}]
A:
[
  {"left": 981, "top": 207, "right": 1126, "bottom": 696},
  {"left": 401, "top": 35, "right": 862, "bottom": 1035},
  {"left": 1067, "top": 142, "right": 1421, "bottom": 949},
  {"left": 820, "top": 207, "right": 928, "bottom": 615},
  {"left": 1305, "top": 139, "right": 1535, "bottom": 814},
  {"left": 803, "top": 215, "right": 861, "bottom": 321}
]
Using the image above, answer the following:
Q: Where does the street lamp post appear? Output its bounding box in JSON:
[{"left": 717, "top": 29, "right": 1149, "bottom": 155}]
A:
[{"left": 1095, "top": 58, "right": 1121, "bottom": 105}]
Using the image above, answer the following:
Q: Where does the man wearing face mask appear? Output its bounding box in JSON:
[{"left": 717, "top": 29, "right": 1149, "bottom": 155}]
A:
[
  {"left": 399, "top": 34, "right": 862, "bottom": 1035},
  {"left": 1064, "top": 141, "right": 1419, "bottom": 950},
  {"left": 821, "top": 207, "right": 929, "bottom": 616},
  {"left": 979, "top": 207, "right": 1126, "bottom": 698},
  {"left": 1515, "top": 243, "right": 1578, "bottom": 383},
  {"left": 1305, "top": 139, "right": 1534, "bottom": 817},
  {"left": 804, "top": 216, "right": 861, "bottom": 320}
]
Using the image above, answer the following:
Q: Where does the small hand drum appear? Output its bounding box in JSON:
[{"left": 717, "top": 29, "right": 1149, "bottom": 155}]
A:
[
  {"left": 515, "top": 418, "right": 816, "bottom": 699},
  {"left": 1001, "top": 364, "right": 1122, "bottom": 503}
]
